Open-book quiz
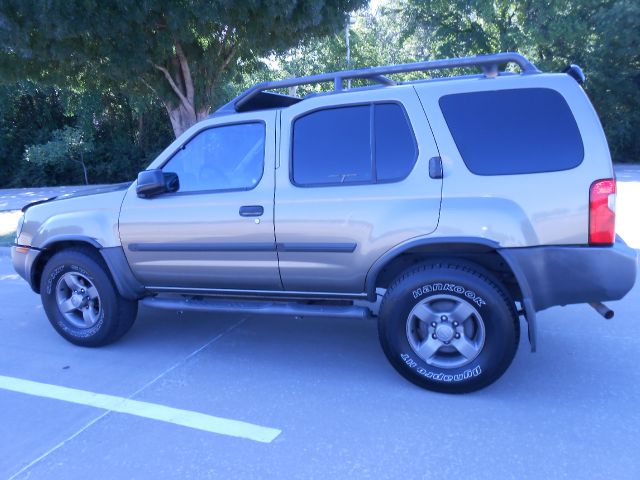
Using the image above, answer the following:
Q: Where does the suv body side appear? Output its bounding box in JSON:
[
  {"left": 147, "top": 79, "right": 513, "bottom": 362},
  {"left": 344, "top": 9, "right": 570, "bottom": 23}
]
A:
[{"left": 13, "top": 72, "right": 633, "bottom": 309}]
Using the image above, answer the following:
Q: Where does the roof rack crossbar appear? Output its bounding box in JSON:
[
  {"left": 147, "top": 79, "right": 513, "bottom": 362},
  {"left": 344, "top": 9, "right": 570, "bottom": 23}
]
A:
[{"left": 233, "top": 52, "right": 539, "bottom": 112}]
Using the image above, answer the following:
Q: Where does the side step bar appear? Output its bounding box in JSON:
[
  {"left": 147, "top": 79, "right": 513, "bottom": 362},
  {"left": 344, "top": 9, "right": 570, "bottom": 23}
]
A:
[{"left": 140, "top": 296, "right": 373, "bottom": 320}]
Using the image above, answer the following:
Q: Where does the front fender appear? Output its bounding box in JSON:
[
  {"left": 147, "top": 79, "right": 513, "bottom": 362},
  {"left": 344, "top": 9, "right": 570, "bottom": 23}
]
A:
[{"left": 18, "top": 190, "right": 124, "bottom": 249}]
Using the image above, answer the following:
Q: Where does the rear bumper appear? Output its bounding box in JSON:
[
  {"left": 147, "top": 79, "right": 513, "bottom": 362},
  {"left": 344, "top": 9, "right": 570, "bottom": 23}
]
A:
[{"left": 500, "top": 236, "right": 638, "bottom": 312}]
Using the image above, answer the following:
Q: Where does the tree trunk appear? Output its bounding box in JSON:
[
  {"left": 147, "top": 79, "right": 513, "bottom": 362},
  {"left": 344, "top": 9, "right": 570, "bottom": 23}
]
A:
[
  {"left": 165, "top": 103, "right": 210, "bottom": 138},
  {"left": 151, "top": 41, "right": 236, "bottom": 138}
]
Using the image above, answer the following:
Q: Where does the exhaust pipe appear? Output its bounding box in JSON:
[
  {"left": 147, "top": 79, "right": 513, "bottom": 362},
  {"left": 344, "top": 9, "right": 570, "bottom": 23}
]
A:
[{"left": 589, "top": 302, "right": 614, "bottom": 319}]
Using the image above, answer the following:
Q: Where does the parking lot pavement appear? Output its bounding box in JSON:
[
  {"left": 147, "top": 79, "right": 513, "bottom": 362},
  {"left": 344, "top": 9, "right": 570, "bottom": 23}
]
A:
[{"left": 0, "top": 245, "right": 639, "bottom": 480}]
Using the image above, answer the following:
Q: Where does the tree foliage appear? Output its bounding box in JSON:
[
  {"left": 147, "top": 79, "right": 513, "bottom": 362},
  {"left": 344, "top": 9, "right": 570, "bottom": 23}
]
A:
[
  {"left": 401, "top": 0, "right": 640, "bottom": 161},
  {"left": 0, "top": 83, "right": 173, "bottom": 187},
  {"left": 0, "top": 0, "right": 366, "bottom": 136},
  {"left": 276, "top": 5, "right": 414, "bottom": 93},
  {"left": 0, "top": 0, "right": 637, "bottom": 190},
  {"left": 24, "top": 126, "right": 92, "bottom": 184},
  {"left": 0, "top": 83, "right": 69, "bottom": 185}
]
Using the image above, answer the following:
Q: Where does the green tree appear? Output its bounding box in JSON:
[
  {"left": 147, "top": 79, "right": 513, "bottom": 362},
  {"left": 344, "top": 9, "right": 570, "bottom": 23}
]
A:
[
  {"left": 0, "top": 83, "right": 173, "bottom": 187},
  {"left": 0, "top": 82, "right": 70, "bottom": 185},
  {"left": 24, "top": 126, "right": 93, "bottom": 185},
  {"left": 401, "top": 0, "right": 640, "bottom": 161},
  {"left": 1, "top": 0, "right": 367, "bottom": 137},
  {"left": 588, "top": 1, "right": 640, "bottom": 162},
  {"left": 274, "top": 3, "right": 414, "bottom": 94}
]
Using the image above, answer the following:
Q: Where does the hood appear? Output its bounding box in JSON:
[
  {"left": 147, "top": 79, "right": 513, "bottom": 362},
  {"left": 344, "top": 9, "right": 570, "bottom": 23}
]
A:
[{"left": 22, "top": 182, "right": 132, "bottom": 212}]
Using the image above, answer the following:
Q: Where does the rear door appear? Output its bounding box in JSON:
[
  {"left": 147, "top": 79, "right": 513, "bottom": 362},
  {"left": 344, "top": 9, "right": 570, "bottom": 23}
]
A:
[{"left": 275, "top": 85, "right": 442, "bottom": 294}]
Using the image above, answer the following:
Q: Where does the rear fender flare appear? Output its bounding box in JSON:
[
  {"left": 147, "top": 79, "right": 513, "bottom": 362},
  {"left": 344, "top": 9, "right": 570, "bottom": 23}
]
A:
[{"left": 365, "top": 236, "right": 537, "bottom": 351}]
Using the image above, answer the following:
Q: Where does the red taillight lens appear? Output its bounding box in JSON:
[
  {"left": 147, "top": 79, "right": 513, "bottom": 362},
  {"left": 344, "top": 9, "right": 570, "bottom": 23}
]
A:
[{"left": 589, "top": 178, "right": 616, "bottom": 245}]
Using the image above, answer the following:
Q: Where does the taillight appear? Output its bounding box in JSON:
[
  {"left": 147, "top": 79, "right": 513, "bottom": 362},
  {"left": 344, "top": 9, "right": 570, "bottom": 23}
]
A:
[{"left": 589, "top": 178, "right": 616, "bottom": 245}]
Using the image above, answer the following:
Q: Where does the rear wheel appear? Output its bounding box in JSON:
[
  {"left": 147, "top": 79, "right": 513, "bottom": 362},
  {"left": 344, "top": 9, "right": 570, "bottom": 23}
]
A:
[
  {"left": 378, "top": 262, "right": 519, "bottom": 393},
  {"left": 40, "top": 248, "right": 138, "bottom": 346}
]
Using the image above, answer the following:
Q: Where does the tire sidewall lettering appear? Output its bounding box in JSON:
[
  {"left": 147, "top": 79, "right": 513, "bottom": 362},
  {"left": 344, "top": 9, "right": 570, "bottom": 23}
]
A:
[
  {"left": 400, "top": 352, "right": 482, "bottom": 383},
  {"left": 412, "top": 282, "right": 486, "bottom": 309}
]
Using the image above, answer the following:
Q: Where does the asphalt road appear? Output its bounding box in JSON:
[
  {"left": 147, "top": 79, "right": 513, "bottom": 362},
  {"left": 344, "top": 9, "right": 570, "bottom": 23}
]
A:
[{"left": 1, "top": 245, "right": 639, "bottom": 479}]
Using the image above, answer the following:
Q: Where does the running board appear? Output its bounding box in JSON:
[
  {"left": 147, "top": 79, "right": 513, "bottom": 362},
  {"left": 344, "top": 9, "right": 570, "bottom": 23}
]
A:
[{"left": 140, "top": 296, "right": 373, "bottom": 320}]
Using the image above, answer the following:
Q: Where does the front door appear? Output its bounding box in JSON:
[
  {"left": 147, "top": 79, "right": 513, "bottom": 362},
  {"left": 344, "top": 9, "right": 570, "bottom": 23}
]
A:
[{"left": 119, "top": 111, "right": 282, "bottom": 291}]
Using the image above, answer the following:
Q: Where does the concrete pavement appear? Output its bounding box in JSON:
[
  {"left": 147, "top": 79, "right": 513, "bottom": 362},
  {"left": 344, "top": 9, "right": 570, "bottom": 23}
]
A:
[{"left": 0, "top": 245, "right": 639, "bottom": 479}]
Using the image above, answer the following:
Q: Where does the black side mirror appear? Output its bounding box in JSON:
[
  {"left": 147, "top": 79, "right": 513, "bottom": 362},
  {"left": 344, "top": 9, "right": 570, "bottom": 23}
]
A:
[{"left": 136, "top": 169, "right": 180, "bottom": 198}]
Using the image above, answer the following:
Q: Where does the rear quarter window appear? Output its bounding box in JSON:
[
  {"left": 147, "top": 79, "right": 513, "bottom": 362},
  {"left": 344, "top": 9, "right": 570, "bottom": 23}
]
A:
[{"left": 439, "top": 88, "right": 584, "bottom": 175}]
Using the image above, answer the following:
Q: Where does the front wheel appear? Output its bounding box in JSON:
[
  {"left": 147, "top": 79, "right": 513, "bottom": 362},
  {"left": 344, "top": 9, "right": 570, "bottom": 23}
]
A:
[
  {"left": 40, "top": 248, "right": 138, "bottom": 347},
  {"left": 378, "top": 263, "right": 519, "bottom": 393}
]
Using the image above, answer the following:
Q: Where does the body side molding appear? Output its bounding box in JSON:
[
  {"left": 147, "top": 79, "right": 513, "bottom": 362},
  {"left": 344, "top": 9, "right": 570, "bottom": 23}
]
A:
[{"left": 127, "top": 242, "right": 358, "bottom": 253}]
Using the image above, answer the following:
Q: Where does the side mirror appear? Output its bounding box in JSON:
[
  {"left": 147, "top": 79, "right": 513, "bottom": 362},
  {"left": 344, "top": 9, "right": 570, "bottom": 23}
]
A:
[{"left": 136, "top": 169, "right": 180, "bottom": 198}]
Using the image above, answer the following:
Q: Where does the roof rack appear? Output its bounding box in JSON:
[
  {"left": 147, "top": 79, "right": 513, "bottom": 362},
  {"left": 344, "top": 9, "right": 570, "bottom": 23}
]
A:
[{"left": 221, "top": 52, "right": 540, "bottom": 114}]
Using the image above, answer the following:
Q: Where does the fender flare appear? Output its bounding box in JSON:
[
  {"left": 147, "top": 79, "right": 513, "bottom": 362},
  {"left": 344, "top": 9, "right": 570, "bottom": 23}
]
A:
[
  {"left": 40, "top": 234, "right": 103, "bottom": 250},
  {"left": 365, "top": 236, "right": 538, "bottom": 351},
  {"left": 34, "top": 237, "right": 144, "bottom": 301}
]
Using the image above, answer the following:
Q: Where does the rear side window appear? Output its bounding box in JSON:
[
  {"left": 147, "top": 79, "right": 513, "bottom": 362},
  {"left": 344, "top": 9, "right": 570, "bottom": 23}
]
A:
[
  {"left": 292, "top": 103, "right": 418, "bottom": 186},
  {"left": 439, "top": 88, "right": 584, "bottom": 175},
  {"left": 375, "top": 103, "right": 419, "bottom": 182}
]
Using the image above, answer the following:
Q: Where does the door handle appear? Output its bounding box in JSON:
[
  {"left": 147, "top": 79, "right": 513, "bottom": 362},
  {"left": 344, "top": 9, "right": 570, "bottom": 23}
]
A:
[
  {"left": 239, "top": 205, "right": 264, "bottom": 217},
  {"left": 429, "top": 156, "right": 443, "bottom": 179}
]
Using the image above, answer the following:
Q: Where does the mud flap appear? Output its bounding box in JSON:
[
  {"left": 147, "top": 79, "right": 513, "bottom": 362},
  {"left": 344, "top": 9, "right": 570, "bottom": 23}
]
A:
[{"left": 522, "top": 297, "right": 537, "bottom": 352}]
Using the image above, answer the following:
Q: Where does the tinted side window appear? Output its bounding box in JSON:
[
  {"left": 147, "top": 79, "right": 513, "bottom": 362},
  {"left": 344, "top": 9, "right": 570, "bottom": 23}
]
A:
[
  {"left": 292, "top": 103, "right": 418, "bottom": 186},
  {"left": 293, "top": 105, "right": 372, "bottom": 185},
  {"left": 375, "top": 103, "right": 418, "bottom": 182},
  {"left": 439, "top": 88, "right": 584, "bottom": 175},
  {"left": 163, "top": 123, "right": 265, "bottom": 192}
]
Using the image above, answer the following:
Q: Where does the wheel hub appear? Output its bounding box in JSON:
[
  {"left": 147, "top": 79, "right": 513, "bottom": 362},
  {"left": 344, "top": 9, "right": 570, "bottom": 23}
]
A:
[
  {"left": 70, "top": 293, "right": 87, "bottom": 309},
  {"left": 406, "top": 294, "right": 486, "bottom": 369},
  {"left": 55, "top": 272, "right": 101, "bottom": 329},
  {"left": 435, "top": 323, "right": 455, "bottom": 342}
]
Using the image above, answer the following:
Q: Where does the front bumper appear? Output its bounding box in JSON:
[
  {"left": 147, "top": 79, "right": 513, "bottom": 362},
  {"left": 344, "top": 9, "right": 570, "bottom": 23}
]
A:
[
  {"left": 500, "top": 235, "right": 638, "bottom": 312},
  {"left": 11, "top": 245, "right": 41, "bottom": 292}
]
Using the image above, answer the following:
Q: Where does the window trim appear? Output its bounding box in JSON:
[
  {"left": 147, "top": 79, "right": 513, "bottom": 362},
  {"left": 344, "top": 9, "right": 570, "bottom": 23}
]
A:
[
  {"left": 289, "top": 101, "right": 419, "bottom": 188},
  {"left": 158, "top": 120, "right": 267, "bottom": 196}
]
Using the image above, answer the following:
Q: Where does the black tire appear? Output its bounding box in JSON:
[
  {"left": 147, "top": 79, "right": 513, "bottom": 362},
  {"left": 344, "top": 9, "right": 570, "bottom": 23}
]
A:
[
  {"left": 40, "top": 248, "right": 138, "bottom": 347},
  {"left": 378, "top": 262, "right": 519, "bottom": 393}
]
